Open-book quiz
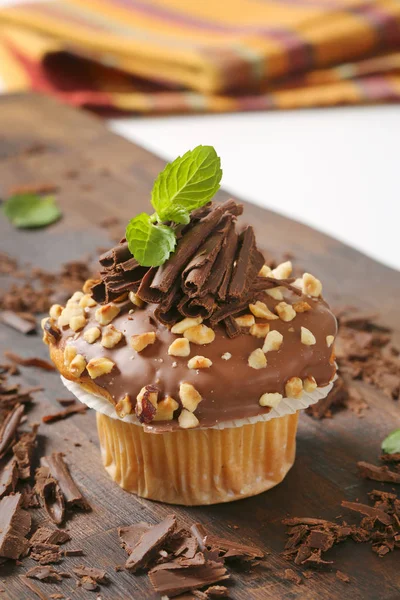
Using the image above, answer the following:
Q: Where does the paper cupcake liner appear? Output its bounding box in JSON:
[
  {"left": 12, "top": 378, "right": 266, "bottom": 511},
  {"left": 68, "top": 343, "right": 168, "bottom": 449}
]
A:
[{"left": 61, "top": 375, "right": 335, "bottom": 431}]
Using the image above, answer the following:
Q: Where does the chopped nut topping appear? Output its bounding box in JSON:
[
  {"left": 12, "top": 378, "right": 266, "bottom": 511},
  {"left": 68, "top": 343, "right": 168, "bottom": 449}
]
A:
[
  {"left": 326, "top": 335, "right": 335, "bottom": 348},
  {"left": 83, "top": 326, "right": 101, "bottom": 344},
  {"left": 285, "top": 377, "right": 303, "bottom": 398},
  {"left": 250, "top": 323, "right": 270, "bottom": 338},
  {"left": 266, "top": 287, "right": 284, "bottom": 301},
  {"left": 69, "top": 354, "right": 87, "bottom": 377},
  {"left": 58, "top": 305, "right": 84, "bottom": 327},
  {"left": 95, "top": 303, "right": 120, "bottom": 326},
  {"left": 275, "top": 302, "right": 296, "bottom": 322},
  {"left": 293, "top": 301, "right": 311, "bottom": 313},
  {"left": 171, "top": 316, "right": 203, "bottom": 334},
  {"left": 79, "top": 294, "right": 97, "bottom": 309},
  {"left": 64, "top": 345, "right": 77, "bottom": 368},
  {"left": 188, "top": 356, "right": 212, "bottom": 369},
  {"left": 259, "top": 264, "right": 272, "bottom": 277},
  {"left": 259, "top": 392, "right": 283, "bottom": 408},
  {"left": 168, "top": 338, "right": 190, "bottom": 357},
  {"left": 130, "top": 331, "right": 156, "bottom": 352},
  {"left": 248, "top": 348, "right": 267, "bottom": 370},
  {"left": 178, "top": 409, "right": 199, "bottom": 429},
  {"left": 302, "top": 272, "right": 322, "bottom": 297},
  {"left": 113, "top": 292, "right": 128, "bottom": 303},
  {"left": 49, "top": 304, "right": 63, "bottom": 319},
  {"left": 128, "top": 291, "right": 145, "bottom": 308},
  {"left": 183, "top": 324, "right": 215, "bottom": 345},
  {"left": 301, "top": 326, "right": 316, "bottom": 346},
  {"left": 69, "top": 291, "right": 84, "bottom": 303},
  {"left": 234, "top": 314, "right": 255, "bottom": 328},
  {"left": 136, "top": 385, "right": 158, "bottom": 424},
  {"left": 271, "top": 261, "right": 292, "bottom": 279},
  {"left": 262, "top": 330, "right": 283, "bottom": 352},
  {"left": 154, "top": 396, "right": 179, "bottom": 422},
  {"left": 82, "top": 278, "right": 100, "bottom": 294},
  {"left": 249, "top": 301, "right": 279, "bottom": 320},
  {"left": 69, "top": 315, "right": 87, "bottom": 332},
  {"left": 221, "top": 352, "right": 232, "bottom": 360},
  {"left": 86, "top": 357, "right": 115, "bottom": 379},
  {"left": 293, "top": 277, "right": 304, "bottom": 289},
  {"left": 115, "top": 395, "right": 133, "bottom": 419},
  {"left": 303, "top": 376, "right": 317, "bottom": 393},
  {"left": 101, "top": 324, "right": 123, "bottom": 349},
  {"left": 179, "top": 382, "right": 202, "bottom": 412}
]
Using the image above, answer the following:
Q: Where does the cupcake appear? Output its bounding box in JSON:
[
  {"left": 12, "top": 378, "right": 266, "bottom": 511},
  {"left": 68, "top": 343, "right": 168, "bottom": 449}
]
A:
[{"left": 42, "top": 146, "right": 337, "bottom": 506}]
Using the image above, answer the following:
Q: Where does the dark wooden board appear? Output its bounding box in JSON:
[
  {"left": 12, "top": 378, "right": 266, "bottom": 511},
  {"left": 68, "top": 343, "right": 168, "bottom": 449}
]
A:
[{"left": 0, "top": 93, "right": 399, "bottom": 600}]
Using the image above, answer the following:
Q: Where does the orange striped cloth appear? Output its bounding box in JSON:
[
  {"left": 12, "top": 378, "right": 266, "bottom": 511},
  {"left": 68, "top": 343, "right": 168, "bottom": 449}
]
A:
[{"left": 1, "top": 0, "right": 400, "bottom": 114}]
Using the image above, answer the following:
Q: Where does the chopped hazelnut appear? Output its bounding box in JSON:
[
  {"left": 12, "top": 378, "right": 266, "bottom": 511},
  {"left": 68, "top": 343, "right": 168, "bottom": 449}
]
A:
[
  {"left": 303, "top": 272, "right": 322, "bottom": 297},
  {"left": 83, "top": 326, "right": 101, "bottom": 344},
  {"left": 82, "top": 278, "right": 100, "bottom": 294},
  {"left": 303, "top": 376, "right": 317, "bottom": 393},
  {"left": 326, "top": 335, "right": 335, "bottom": 348},
  {"left": 301, "top": 326, "right": 316, "bottom": 346},
  {"left": 69, "top": 354, "right": 87, "bottom": 377},
  {"left": 136, "top": 385, "right": 158, "bottom": 423},
  {"left": 266, "top": 287, "right": 284, "bottom": 301},
  {"left": 69, "top": 315, "right": 87, "bottom": 332},
  {"left": 49, "top": 304, "right": 63, "bottom": 319},
  {"left": 259, "top": 264, "right": 272, "bottom": 277},
  {"left": 184, "top": 324, "right": 215, "bottom": 345},
  {"left": 221, "top": 352, "right": 232, "bottom": 360},
  {"left": 275, "top": 302, "right": 296, "bottom": 322},
  {"left": 248, "top": 348, "right": 267, "bottom": 370},
  {"left": 95, "top": 303, "right": 120, "bottom": 326},
  {"left": 179, "top": 382, "right": 202, "bottom": 412},
  {"left": 128, "top": 291, "right": 145, "bottom": 308},
  {"left": 171, "top": 316, "right": 203, "bottom": 334},
  {"left": 285, "top": 377, "right": 303, "bottom": 398},
  {"left": 234, "top": 314, "right": 255, "bottom": 328},
  {"left": 79, "top": 294, "right": 97, "bottom": 309},
  {"left": 262, "top": 330, "right": 283, "bottom": 352},
  {"left": 69, "top": 291, "right": 84, "bottom": 303},
  {"left": 271, "top": 261, "right": 292, "bottom": 279},
  {"left": 58, "top": 305, "right": 84, "bottom": 327},
  {"left": 293, "top": 277, "right": 304, "bottom": 289},
  {"left": 64, "top": 345, "right": 77, "bottom": 368},
  {"left": 168, "top": 338, "right": 190, "bottom": 357},
  {"left": 293, "top": 301, "right": 311, "bottom": 313},
  {"left": 115, "top": 395, "right": 133, "bottom": 419},
  {"left": 259, "top": 392, "right": 283, "bottom": 408},
  {"left": 249, "top": 301, "right": 279, "bottom": 320},
  {"left": 154, "top": 396, "right": 179, "bottom": 422},
  {"left": 250, "top": 323, "right": 270, "bottom": 338},
  {"left": 188, "top": 356, "right": 212, "bottom": 369},
  {"left": 130, "top": 331, "right": 156, "bottom": 352},
  {"left": 86, "top": 357, "right": 115, "bottom": 379},
  {"left": 178, "top": 409, "right": 199, "bottom": 429},
  {"left": 101, "top": 324, "right": 123, "bottom": 349}
]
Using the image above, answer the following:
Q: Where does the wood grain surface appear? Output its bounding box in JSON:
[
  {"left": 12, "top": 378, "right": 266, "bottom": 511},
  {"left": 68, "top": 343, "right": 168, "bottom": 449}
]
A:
[{"left": 0, "top": 93, "right": 399, "bottom": 600}]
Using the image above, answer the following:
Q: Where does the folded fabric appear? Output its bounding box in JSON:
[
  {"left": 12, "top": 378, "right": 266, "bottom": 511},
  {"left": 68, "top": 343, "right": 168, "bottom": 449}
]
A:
[{"left": 1, "top": 0, "right": 400, "bottom": 114}]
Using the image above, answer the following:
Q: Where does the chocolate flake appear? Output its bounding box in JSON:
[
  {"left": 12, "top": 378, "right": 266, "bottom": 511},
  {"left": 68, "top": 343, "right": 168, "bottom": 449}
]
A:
[
  {"left": 0, "top": 403, "right": 25, "bottom": 459},
  {"left": 26, "top": 565, "right": 68, "bottom": 582},
  {"left": 4, "top": 352, "right": 55, "bottom": 371},
  {"left": 72, "top": 566, "right": 107, "bottom": 583},
  {"left": 0, "top": 456, "right": 18, "bottom": 498},
  {"left": 125, "top": 515, "right": 177, "bottom": 572},
  {"left": 336, "top": 570, "right": 351, "bottom": 583},
  {"left": 228, "top": 226, "right": 264, "bottom": 300},
  {"left": 205, "top": 535, "right": 264, "bottom": 560},
  {"left": 118, "top": 522, "right": 152, "bottom": 554},
  {"left": 149, "top": 562, "right": 229, "bottom": 597},
  {"left": 357, "top": 460, "right": 400, "bottom": 484},
  {"left": 20, "top": 575, "right": 51, "bottom": 600},
  {"left": 34, "top": 466, "right": 66, "bottom": 525},
  {"left": 40, "top": 453, "right": 91, "bottom": 511},
  {"left": 42, "top": 403, "right": 87, "bottom": 423},
  {"left": 30, "top": 527, "right": 71, "bottom": 547},
  {"left": 13, "top": 422, "right": 39, "bottom": 479},
  {"left": 279, "top": 568, "right": 302, "bottom": 585},
  {"left": 0, "top": 493, "right": 31, "bottom": 559},
  {"left": 341, "top": 500, "right": 392, "bottom": 526},
  {"left": 0, "top": 311, "right": 36, "bottom": 334}
]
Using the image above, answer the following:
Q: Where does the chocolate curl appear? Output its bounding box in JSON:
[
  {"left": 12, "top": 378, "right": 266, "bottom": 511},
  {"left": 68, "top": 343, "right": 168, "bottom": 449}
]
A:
[
  {"left": 179, "top": 295, "right": 216, "bottom": 319},
  {"left": 96, "top": 241, "right": 149, "bottom": 303},
  {"left": 154, "top": 279, "right": 183, "bottom": 325},
  {"left": 228, "top": 226, "right": 264, "bottom": 300},
  {"left": 136, "top": 268, "right": 163, "bottom": 304},
  {"left": 182, "top": 215, "right": 231, "bottom": 298},
  {"left": 151, "top": 200, "right": 243, "bottom": 294},
  {"left": 223, "top": 316, "right": 241, "bottom": 338},
  {"left": 35, "top": 466, "right": 66, "bottom": 525},
  {"left": 0, "top": 404, "right": 24, "bottom": 459},
  {"left": 155, "top": 307, "right": 181, "bottom": 327},
  {"left": 209, "top": 298, "right": 251, "bottom": 326},
  {"left": 99, "top": 242, "right": 132, "bottom": 269},
  {"left": 208, "top": 222, "right": 238, "bottom": 301},
  {"left": 41, "top": 453, "right": 90, "bottom": 511}
]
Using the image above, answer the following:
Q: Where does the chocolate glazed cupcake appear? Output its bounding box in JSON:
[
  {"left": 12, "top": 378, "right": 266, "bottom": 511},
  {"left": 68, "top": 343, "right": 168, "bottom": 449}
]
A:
[{"left": 42, "top": 148, "right": 337, "bottom": 505}]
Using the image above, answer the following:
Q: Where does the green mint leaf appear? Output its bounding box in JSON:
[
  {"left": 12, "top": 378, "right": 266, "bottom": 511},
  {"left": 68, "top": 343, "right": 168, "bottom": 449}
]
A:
[
  {"left": 151, "top": 145, "right": 222, "bottom": 222},
  {"left": 126, "top": 213, "right": 176, "bottom": 267},
  {"left": 3, "top": 194, "right": 61, "bottom": 228},
  {"left": 382, "top": 429, "right": 400, "bottom": 454}
]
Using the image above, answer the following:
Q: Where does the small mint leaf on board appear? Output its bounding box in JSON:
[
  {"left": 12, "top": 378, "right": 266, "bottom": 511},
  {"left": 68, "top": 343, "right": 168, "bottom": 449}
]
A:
[
  {"left": 151, "top": 145, "right": 222, "bottom": 222},
  {"left": 3, "top": 194, "right": 61, "bottom": 228},
  {"left": 126, "top": 213, "right": 176, "bottom": 267},
  {"left": 382, "top": 429, "right": 400, "bottom": 454}
]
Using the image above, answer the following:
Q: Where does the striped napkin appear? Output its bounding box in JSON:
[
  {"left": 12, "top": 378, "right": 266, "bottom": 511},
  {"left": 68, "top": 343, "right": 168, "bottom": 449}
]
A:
[{"left": 1, "top": 0, "right": 400, "bottom": 114}]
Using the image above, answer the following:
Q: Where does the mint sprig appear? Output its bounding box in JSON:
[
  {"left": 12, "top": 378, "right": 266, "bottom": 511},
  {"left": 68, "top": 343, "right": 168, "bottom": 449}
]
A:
[
  {"left": 382, "top": 429, "right": 400, "bottom": 454},
  {"left": 126, "top": 146, "right": 222, "bottom": 267},
  {"left": 3, "top": 193, "right": 61, "bottom": 229}
]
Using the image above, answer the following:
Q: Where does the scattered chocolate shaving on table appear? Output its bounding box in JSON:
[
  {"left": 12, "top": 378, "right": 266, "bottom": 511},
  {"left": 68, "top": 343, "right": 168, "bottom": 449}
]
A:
[
  {"left": 381, "top": 453, "right": 400, "bottom": 463},
  {"left": 26, "top": 565, "right": 69, "bottom": 582},
  {"left": 279, "top": 568, "right": 302, "bottom": 585},
  {"left": 63, "top": 549, "right": 84, "bottom": 557},
  {"left": 0, "top": 456, "right": 18, "bottom": 498},
  {"left": 125, "top": 515, "right": 177, "bottom": 572},
  {"left": 40, "top": 453, "right": 91, "bottom": 511},
  {"left": 30, "top": 527, "right": 71, "bottom": 547},
  {"left": 4, "top": 352, "right": 55, "bottom": 371},
  {"left": 20, "top": 575, "right": 51, "bottom": 600},
  {"left": 30, "top": 543, "right": 63, "bottom": 565},
  {"left": 336, "top": 570, "right": 351, "bottom": 583},
  {"left": 357, "top": 460, "right": 400, "bottom": 484},
  {"left": 42, "top": 403, "right": 87, "bottom": 423},
  {"left": 0, "top": 493, "right": 31, "bottom": 560},
  {"left": 0, "top": 310, "right": 36, "bottom": 334},
  {"left": 72, "top": 566, "right": 108, "bottom": 583},
  {"left": 7, "top": 182, "right": 59, "bottom": 196},
  {"left": 0, "top": 403, "right": 25, "bottom": 459},
  {"left": 12, "top": 422, "right": 39, "bottom": 479},
  {"left": 57, "top": 398, "right": 77, "bottom": 407},
  {"left": 34, "top": 466, "right": 66, "bottom": 525}
]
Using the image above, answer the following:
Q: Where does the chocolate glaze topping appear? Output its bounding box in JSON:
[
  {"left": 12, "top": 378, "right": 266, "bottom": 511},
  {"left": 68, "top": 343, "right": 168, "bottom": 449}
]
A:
[{"left": 50, "top": 200, "right": 337, "bottom": 430}]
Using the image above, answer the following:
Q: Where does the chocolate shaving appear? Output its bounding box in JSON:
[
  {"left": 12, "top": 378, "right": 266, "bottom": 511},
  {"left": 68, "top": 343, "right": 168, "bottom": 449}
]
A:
[
  {"left": 118, "top": 522, "right": 152, "bottom": 554},
  {"left": 279, "top": 568, "right": 302, "bottom": 585},
  {"left": 381, "top": 453, "right": 400, "bottom": 463},
  {"left": 336, "top": 570, "right": 351, "bottom": 583},
  {"left": 341, "top": 501, "right": 393, "bottom": 526},
  {"left": 148, "top": 562, "right": 229, "bottom": 597},
  {"left": 358, "top": 460, "right": 400, "bottom": 484},
  {"left": 30, "top": 527, "right": 71, "bottom": 547},
  {"left": 0, "top": 311, "right": 36, "bottom": 334},
  {"left": 0, "top": 493, "right": 31, "bottom": 559},
  {"left": 42, "top": 403, "right": 87, "bottom": 423},
  {"left": 125, "top": 514, "right": 177, "bottom": 572},
  {"left": 205, "top": 535, "right": 264, "bottom": 560},
  {"left": 12, "top": 422, "right": 39, "bottom": 479},
  {"left": 222, "top": 316, "right": 241, "bottom": 338},
  {"left": 3, "top": 352, "right": 55, "bottom": 371},
  {"left": 72, "top": 565, "right": 108, "bottom": 583},
  {"left": 34, "top": 466, "right": 66, "bottom": 525},
  {"left": 0, "top": 456, "right": 18, "bottom": 497},
  {"left": 30, "top": 543, "right": 63, "bottom": 565},
  {"left": 0, "top": 404, "right": 24, "bottom": 459},
  {"left": 228, "top": 226, "right": 264, "bottom": 300},
  {"left": 26, "top": 565, "right": 68, "bottom": 582},
  {"left": 40, "top": 453, "right": 90, "bottom": 511},
  {"left": 20, "top": 575, "right": 51, "bottom": 600}
]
